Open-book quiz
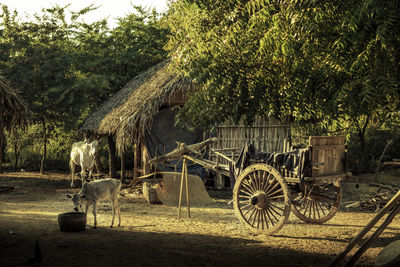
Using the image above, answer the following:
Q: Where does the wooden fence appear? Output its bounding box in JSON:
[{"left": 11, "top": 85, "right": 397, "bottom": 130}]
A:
[{"left": 208, "top": 117, "right": 291, "bottom": 188}]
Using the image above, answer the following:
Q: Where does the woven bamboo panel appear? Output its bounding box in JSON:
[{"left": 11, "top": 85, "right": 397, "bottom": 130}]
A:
[
  {"left": 309, "top": 136, "right": 346, "bottom": 176},
  {"left": 210, "top": 117, "right": 291, "bottom": 164}
]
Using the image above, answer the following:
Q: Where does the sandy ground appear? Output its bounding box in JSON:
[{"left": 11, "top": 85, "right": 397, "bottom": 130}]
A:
[{"left": 1, "top": 172, "right": 400, "bottom": 267}]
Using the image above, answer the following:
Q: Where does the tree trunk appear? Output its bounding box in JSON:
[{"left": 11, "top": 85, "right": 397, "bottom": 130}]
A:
[
  {"left": 107, "top": 135, "right": 117, "bottom": 178},
  {"left": 0, "top": 104, "right": 4, "bottom": 173},
  {"left": 357, "top": 116, "right": 370, "bottom": 174},
  {"left": 13, "top": 133, "right": 20, "bottom": 171},
  {"left": 94, "top": 157, "right": 102, "bottom": 173},
  {"left": 358, "top": 130, "right": 368, "bottom": 173},
  {"left": 40, "top": 117, "right": 47, "bottom": 174},
  {"left": 374, "top": 139, "right": 393, "bottom": 182},
  {"left": 0, "top": 129, "right": 3, "bottom": 174}
]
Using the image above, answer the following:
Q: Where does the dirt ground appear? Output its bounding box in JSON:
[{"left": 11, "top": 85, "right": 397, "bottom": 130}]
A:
[{"left": 1, "top": 172, "right": 400, "bottom": 267}]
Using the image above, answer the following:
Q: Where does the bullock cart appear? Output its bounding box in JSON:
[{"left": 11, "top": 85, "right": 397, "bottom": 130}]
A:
[{"left": 149, "top": 136, "right": 351, "bottom": 235}]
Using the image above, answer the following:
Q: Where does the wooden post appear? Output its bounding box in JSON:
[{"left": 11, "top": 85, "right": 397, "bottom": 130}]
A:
[
  {"left": 133, "top": 143, "right": 140, "bottom": 179},
  {"left": 177, "top": 158, "right": 191, "bottom": 219},
  {"left": 120, "top": 151, "right": 125, "bottom": 184},
  {"left": 142, "top": 144, "right": 150, "bottom": 175},
  {"left": 107, "top": 135, "right": 117, "bottom": 178}
]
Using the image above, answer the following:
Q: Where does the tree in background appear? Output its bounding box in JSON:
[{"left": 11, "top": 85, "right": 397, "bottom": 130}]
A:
[
  {"left": 0, "top": 4, "right": 168, "bottom": 172},
  {"left": 166, "top": 0, "right": 400, "bottom": 172},
  {"left": 0, "top": 76, "right": 30, "bottom": 172}
]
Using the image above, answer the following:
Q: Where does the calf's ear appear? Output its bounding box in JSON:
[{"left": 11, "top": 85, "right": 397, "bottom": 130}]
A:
[{"left": 66, "top": 194, "right": 72, "bottom": 198}]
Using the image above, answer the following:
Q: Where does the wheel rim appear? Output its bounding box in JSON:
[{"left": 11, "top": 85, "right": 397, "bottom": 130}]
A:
[
  {"left": 233, "top": 164, "right": 291, "bottom": 235},
  {"left": 291, "top": 182, "right": 341, "bottom": 224}
]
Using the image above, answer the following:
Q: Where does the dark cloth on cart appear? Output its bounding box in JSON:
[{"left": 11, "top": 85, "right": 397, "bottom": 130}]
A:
[{"left": 232, "top": 141, "right": 309, "bottom": 184}]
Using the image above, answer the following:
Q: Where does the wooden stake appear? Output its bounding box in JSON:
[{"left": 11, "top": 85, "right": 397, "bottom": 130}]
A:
[
  {"left": 177, "top": 158, "right": 186, "bottom": 220},
  {"left": 185, "top": 159, "right": 190, "bottom": 218},
  {"left": 344, "top": 203, "right": 400, "bottom": 267},
  {"left": 329, "top": 189, "right": 400, "bottom": 266}
]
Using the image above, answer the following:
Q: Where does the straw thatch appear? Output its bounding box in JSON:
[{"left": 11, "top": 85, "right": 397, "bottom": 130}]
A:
[
  {"left": 0, "top": 76, "right": 30, "bottom": 171},
  {"left": 0, "top": 76, "right": 30, "bottom": 132},
  {"left": 79, "top": 60, "right": 196, "bottom": 151}
]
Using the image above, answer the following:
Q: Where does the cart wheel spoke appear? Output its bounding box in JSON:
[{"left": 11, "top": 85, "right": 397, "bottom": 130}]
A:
[
  {"left": 242, "top": 181, "right": 256, "bottom": 194},
  {"left": 315, "top": 199, "right": 325, "bottom": 217},
  {"left": 251, "top": 172, "right": 259, "bottom": 191},
  {"left": 268, "top": 201, "right": 285, "bottom": 213},
  {"left": 262, "top": 208, "right": 269, "bottom": 229},
  {"left": 260, "top": 171, "right": 268, "bottom": 191},
  {"left": 239, "top": 188, "right": 253, "bottom": 197}
]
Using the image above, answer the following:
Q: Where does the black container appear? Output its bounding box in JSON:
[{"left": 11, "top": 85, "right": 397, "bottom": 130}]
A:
[{"left": 58, "top": 212, "right": 86, "bottom": 232}]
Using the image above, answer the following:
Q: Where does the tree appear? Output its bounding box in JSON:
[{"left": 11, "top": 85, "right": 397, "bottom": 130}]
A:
[
  {"left": 0, "top": 3, "right": 169, "bottom": 173},
  {"left": 166, "top": 1, "right": 346, "bottom": 128},
  {"left": 0, "top": 5, "right": 91, "bottom": 173},
  {"left": 166, "top": 0, "right": 400, "bottom": 172}
]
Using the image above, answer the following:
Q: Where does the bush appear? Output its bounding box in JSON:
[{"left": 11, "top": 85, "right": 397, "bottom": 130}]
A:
[
  {"left": 347, "top": 128, "right": 400, "bottom": 174},
  {"left": 5, "top": 122, "right": 79, "bottom": 171}
]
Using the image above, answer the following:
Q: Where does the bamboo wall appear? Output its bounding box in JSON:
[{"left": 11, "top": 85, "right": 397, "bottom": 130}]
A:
[{"left": 209, "top": 117, "right": 291, "bottom": 164}]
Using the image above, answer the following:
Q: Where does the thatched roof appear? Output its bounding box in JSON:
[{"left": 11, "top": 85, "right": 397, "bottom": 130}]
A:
[
  {"left": 0, "top": 76, "right": 30, "bottom": 131},
  {"left": 79, "top": 60, "right": 195, "bottom": 150}
]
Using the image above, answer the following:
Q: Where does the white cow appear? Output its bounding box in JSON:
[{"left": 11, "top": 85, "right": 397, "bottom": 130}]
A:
[
  {"left": 67, "top": 178, "right": 121, "bottom": 228},
  {"left": 70, "top": 140, "right": 99, "bottom": 187}
]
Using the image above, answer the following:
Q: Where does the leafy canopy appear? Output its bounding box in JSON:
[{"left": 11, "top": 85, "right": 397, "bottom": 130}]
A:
[{"left": 166, "top": 0, "right": 400, "bottom": 134}]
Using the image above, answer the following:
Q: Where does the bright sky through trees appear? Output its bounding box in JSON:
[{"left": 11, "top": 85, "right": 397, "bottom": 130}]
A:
[{"left": 0, "top": 0, "right": 168, "bottom": 27}]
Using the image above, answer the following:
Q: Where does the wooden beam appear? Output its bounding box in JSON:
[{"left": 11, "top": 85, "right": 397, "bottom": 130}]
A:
[
  {"left": 133, "top": 143, "right": 140, "bottom": 179},
  {"left": 211, "top": 148, "right": 239, "bottom": 152},
  {"left": 213, "top": 151, "right": 234, "bottom": 163},
  {"left": 120, "top": 151, "right": 125, "bottom": 184},
  {"left": 108, "top": 135, "right": 117, "bottom": 178},
  {"left": 149, "top": 137, "right": 217, "bottom": 164}
]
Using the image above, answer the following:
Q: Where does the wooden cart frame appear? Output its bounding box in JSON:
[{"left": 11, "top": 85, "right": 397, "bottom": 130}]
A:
[{"left": 149, "top": 136, "right": 351, "bottom": 235}]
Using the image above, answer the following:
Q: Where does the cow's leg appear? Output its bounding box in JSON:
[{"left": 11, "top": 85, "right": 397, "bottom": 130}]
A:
[
  {"left": 81, "top": 170, "right": 86, "bottom": 185},
  {"left": 70, "top": 159, "right": 75, "bottom": 187},
  {"left": 110, "top": 198, "right": 115, "bottom": 228},
  {"left": 116, "top": 198, "right": 121, "bottom": 227},
  {"left": 84, "top": 204, "right": 89, "bottom": 216},
  {"left": 92, "top": 202, "right": 98, "bottom": 229},
  {"left": 88, "top": 169, "right": 93, "bottom": 181}
]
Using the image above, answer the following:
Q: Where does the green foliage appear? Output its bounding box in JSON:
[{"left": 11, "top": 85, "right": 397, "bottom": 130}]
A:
[
  {"left": 4, "top": 122, "right": 75, "bottom": 171},
  {"left": 166, "top": 1, "right": 348, "bottom": 129},
  {"left": 166, "top": 0, "right": 400, "bottom": 173}
]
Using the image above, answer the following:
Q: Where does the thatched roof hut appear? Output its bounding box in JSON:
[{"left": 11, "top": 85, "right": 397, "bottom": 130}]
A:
[
  {"left": 0, "top": 76, "right": 30, "bottom": 171},
  {"left": 79, "top": 60, "right": 195, "bottom": 152},
  {"left": 0, "top": 76, "right": 30, "bottom": 131},
  {"left": 79, "top": 60, "right": 291, "bottom": 187}
]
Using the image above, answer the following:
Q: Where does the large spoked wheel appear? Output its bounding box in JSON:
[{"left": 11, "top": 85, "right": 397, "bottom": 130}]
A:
[
  {"left": 291, "top": 182, "right": 341, "bottom": 224},
  {"left": 233, "top": 164, "right": 291, "bottom": 235}
]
